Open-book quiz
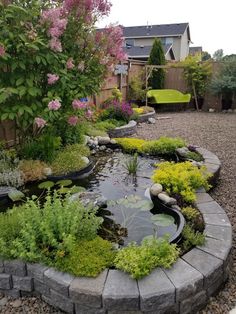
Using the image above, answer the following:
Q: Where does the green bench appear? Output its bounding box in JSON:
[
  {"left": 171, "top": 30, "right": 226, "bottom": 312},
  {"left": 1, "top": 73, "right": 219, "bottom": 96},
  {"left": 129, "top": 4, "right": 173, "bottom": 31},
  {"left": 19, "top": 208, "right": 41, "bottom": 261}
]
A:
[{"left": 147, "top": 89, "right": 191, "bottom": 105}]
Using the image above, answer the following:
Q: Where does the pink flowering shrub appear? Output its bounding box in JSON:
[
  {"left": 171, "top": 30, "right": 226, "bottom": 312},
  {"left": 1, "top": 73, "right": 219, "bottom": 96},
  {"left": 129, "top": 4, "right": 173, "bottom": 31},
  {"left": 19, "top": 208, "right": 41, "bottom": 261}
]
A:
[
  {"left": 48, "top": 100, "right": 61, "bottom": 111},
  {"left": 0, "top": 0, "right": 126, "bottom": 145},
  {"left": 47, "top": 74, "right": 60, "bottom": 85}
]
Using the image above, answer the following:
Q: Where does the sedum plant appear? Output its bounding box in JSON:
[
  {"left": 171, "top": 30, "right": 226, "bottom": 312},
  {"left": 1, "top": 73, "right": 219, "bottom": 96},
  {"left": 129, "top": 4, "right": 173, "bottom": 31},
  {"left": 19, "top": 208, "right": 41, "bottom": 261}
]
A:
[
  {"left": 152, "top": 161, "right": 211, "bottom": 203},
  {"left": 114, "top": 238, "right": 180, "bottom": 279}
]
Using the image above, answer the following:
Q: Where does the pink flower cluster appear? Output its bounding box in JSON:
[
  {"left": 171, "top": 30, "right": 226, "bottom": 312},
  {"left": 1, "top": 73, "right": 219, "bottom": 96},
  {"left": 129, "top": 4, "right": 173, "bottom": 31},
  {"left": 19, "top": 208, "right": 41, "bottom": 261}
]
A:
[
  {"left": 66, "top": 58, "right": 75, "bottom": 69},
  {"left": 47, "top": 73, "right": 59, "bottom": 85},
  {"left": 35, "top": 117, "right": 47, "bottom": 128},
  {"left": 68, "top": 115, "right": 79, "bottom": 126},
  {"left": 72, "top": 99, "right": 87, "bottom": 110},
  {"left": 48, "top": 99, "right": 61, "bottom": 111},
  {"left": 41, "top": 8, "right": 67, "bottom": 52},
  {"left": 0, "top": 45, "right": 6, "bottom": 57}
]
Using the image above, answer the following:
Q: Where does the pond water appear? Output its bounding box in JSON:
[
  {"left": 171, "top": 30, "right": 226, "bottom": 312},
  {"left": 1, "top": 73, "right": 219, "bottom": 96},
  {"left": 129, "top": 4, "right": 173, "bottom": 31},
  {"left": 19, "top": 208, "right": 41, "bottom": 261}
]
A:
[
  {"left": 0, "top": 151, "right": 178, "bottom": 245},
  {"left": 76, "top": 152, "right": 178, "bottom": 245}
]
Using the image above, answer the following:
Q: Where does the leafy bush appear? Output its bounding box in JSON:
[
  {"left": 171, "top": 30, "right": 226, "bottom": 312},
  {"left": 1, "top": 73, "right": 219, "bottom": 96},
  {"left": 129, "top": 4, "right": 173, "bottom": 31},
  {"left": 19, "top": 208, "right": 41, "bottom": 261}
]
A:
[
  {"left": 19, "top": 134, "right": 61, "bottom": 163},
  {"left": 182, "top": 224, "right": 205, "bottom": 251},
  {"left": 0, "top": 191, "right": 102, "bottom": 262},
  {"left": 181, "top": 206, "right": 200, "bottom": 221},
  {"left": 51, "top": 144, "right": 89, "bottom": 175},
  {"left": 152, "top": 161, "right": 211, "bottom": 203},
  {"left": 19, "top": 160, "right": 48, "bottom": 183},
  {"left": 95, "top": 120, "right": 118, "bottom": 131},
  {"left": 0, "top": 169, "right": 24, "bottom": 188},
  {"left": 115, "top": 138, "right": 146, "bottom": 153},
  {"left": 103, "top": 88, "right": 123, "bottom": 104},
  {"left": 54, "top": 122, "right": 87, "bottom": 146},
  {"left": 55, "top": 237, "right": 115, "bottom": 277},
  {"left": 142, "top": 137, "right": 186, "bottom": 155},
  {"left": 114, "top": 238, "right": 180, "bottom": 279}
]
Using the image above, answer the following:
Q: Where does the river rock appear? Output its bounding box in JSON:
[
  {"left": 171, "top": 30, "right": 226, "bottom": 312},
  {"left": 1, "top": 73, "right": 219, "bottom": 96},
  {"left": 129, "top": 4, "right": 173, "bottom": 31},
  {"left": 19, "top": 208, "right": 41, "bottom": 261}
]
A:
[
  {"left": 148, "top": 117, "right": 156, "bottom": 124},
  {"left": 176, "top": 147, "right": 190, "bottom": 158},
  {"left": 81, "top": 156, "right": 90, "bottom": 164},
  {"left": 96, "top": 136, "right": 111, "bottom": 145},
  {"left": 43, "top": 167, "right": 52, "bottom": 176},
  {"left": 78, "top": 192, "right": 107, "bottom": 208},
  {"left": 158, "top": 193, "right": 171, "bottom": 204},
  {"left": 110, "top": 139, "right": 117, "bottom": 145},
  {"left": 168, "top": 197, "right": 177, "bottom": 205},
  {"left": 150, "top": 183, "right": 163, "bottom": 196},
  {"left": 99, "top": 145, "right": 106, "bottom": 151}
]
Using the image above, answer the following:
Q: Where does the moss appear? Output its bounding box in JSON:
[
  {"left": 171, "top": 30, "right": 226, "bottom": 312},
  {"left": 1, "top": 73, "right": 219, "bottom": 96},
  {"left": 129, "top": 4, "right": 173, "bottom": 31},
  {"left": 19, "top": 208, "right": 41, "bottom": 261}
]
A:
[
  {"left": 51, "top": 144, "right": 90, "bottom": 175},
  {"left": 142, "top": 137, "right": 186, "bottom": 155},
  {"left": 55, "top": 237, "right": 115, "bottom": 277},
  {"left": 186, "top": 151, "right": 204, "bottom": 162},
  {"left": 115, "top": 136, "right": 185, "bottom": 156}
]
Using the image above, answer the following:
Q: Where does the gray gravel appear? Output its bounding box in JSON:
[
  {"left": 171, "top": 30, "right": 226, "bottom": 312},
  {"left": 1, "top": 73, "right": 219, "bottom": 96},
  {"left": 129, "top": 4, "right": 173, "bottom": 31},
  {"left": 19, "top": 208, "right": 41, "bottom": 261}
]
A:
[
  {"left": 136, "top": 112, "right": 236, "bottom": 314},
  {"left": 0, "top": 111, "right": 236, "bottom": 313}
]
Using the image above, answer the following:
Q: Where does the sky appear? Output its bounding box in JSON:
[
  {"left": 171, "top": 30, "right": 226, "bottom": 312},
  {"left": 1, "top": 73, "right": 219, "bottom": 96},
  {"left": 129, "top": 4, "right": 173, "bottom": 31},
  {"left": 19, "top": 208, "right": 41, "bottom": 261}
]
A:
[{"left": 97, "top": 0, "right": 236, "bottom": 56}]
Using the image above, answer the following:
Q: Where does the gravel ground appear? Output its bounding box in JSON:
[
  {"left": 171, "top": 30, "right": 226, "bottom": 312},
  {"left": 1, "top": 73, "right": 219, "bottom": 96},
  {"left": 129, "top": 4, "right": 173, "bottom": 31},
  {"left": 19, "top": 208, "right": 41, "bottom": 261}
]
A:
[{"left": 0, "top": 111, "right": 236, "bottom": 313}]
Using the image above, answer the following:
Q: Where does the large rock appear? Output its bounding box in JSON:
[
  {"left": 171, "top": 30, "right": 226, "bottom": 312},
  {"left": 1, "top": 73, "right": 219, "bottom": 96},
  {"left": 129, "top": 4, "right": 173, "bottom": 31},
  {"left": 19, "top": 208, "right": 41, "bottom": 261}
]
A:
[
  {"left": 81, "top": 156, "right": 90, "bottom": 164},
  {"left": 70, "top": 192, "right": 107, "bottom": 209},
  {"left": 150, "top": 183, "right": 163, "bottom": 196},
  {"left": 176, "top": 147, "right": 190, "bottom": 158},
  {"left": 96, "top": 136, "right": 111, "bottom": 145}
]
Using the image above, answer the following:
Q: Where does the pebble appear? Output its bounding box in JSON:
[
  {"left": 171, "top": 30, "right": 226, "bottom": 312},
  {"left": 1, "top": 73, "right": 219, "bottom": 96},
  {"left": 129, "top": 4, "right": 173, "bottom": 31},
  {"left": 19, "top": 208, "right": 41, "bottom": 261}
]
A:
[
  {"left": 148, "top": 117, "right": 156, "bottom": 124},
  {"left": 150, "top": 183, "right": 163, "bottom": 196}
]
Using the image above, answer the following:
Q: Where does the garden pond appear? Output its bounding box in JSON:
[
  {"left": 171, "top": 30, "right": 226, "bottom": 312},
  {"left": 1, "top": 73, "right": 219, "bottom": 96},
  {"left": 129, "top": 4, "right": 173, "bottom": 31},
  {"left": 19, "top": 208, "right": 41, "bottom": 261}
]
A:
[{"left": 0, "top": 151, "right": 179, "bottom": 246}]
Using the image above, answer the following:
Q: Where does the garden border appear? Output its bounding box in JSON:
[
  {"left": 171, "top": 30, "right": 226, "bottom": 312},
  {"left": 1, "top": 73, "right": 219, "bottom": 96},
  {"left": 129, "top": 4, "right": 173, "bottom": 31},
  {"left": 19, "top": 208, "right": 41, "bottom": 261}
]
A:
[{"left": 0, "top": 148, "right": 232, "bottom": 314}]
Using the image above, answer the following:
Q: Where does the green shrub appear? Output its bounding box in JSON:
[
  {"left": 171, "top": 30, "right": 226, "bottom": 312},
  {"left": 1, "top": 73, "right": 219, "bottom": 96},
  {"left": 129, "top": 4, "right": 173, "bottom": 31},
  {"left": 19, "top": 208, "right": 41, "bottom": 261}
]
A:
[
  {"left": 0, "top": 191, "right": 102, "bottom": 262},
  {"left": 95, "top": 120, "right": 118, "bottom": 131},
  {"left": 19, "top": 134, "right": 61, "bottom": 163},
  {"left": 181, "top": 206, "right": 200, "bottom": 221},
  {"left": 115, "top": 138, "right": 146, "bottom": 153},
  {"left": 114, "top": 238, "right": 180, "bottom": 279},
  {"left": 55, "top": 123, "right": 87, "bottom": 146},
  {"left": 182, "top": 224, "right": 205, "bottom": 251},
  {"left": 51, "top": 144, "right": 90, "bottom": 175},
  {"left": 55, "top": 237, "right": 115, "bottom": 277},
  {"left": 142, "top": 137, "right": 186, "bottom": 155},
  {"left": 186, "top": 151, "right": 204, "bottom": 162},
  {"left": 152, "top": 161, "right": 211, "bottom": 203}
]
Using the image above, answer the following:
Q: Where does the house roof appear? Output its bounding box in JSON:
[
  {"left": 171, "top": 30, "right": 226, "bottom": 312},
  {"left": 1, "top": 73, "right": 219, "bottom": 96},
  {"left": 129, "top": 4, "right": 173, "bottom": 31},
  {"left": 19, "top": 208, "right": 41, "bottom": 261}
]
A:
[
  {"left": 124, "top": 44, "right": 175, "bottom": 60},
  {"left": 122, "top": 23, "right": 190, "bottom": 40}
]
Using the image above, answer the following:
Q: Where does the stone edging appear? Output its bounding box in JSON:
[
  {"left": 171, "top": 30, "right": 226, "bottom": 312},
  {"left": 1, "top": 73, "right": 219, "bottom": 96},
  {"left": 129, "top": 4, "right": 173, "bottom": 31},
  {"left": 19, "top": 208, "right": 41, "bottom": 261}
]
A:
[
  {"left": 0, "top": 148, "right": 232, "bottom": 314},
  {"left": 108, "top": 120, "right": 137, "bottom": 138},
  {"left": 136, "top": 111, "right": 156, "bottom": 123}
]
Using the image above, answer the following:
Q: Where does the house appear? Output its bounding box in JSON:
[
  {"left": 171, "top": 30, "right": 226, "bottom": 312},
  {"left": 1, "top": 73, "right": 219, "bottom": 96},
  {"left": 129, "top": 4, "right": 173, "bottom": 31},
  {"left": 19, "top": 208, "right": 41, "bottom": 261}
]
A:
[{"left": 122, "top": 22, "right": 191, "bottom": 61}]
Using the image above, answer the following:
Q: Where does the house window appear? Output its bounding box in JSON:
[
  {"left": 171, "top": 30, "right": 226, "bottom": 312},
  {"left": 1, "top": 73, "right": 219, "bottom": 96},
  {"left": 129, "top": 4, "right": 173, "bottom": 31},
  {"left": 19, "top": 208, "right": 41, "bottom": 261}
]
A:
[
  {"left": 125, "top": 39, "right": 134, "bottom": 48},
  {"left": 165, "top": 37, "right": 173, "bottom": 44}
]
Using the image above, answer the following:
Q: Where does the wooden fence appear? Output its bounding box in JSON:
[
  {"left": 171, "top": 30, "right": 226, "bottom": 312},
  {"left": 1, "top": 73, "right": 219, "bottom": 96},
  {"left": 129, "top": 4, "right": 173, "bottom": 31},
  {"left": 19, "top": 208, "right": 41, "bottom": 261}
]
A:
[{"left": 0, "top": 61, "right": 234, "bottom": 144}]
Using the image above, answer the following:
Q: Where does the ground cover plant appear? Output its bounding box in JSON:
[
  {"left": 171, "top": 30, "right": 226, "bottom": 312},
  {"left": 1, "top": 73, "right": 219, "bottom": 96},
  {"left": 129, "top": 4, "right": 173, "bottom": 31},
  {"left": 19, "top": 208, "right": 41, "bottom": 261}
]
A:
[{"left": 115, "top": 136, "right": 186, "bottom": 155}]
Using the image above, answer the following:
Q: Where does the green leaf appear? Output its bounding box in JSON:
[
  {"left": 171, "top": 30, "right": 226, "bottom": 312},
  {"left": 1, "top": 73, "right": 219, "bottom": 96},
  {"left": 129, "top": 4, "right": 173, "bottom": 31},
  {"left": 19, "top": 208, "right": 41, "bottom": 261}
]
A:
[
  {"left": 26, "top": 79, "right": 33, "bottom": 87},
  {"left": 70, "top": 186, "right": 86, "bottom": 194},
  {"left": 1, "top": 113, "right": 9, "bottom": 120},
  {"left": 151, "top": 214, "right": 175, "bottom": 227},
  {"left": 38, "top": 181, "right": 55, "bottom": 189},
  {"left": 16, "top": 77, "right": 24, "bottom": 86},
  {"left": 58, "top": 187, "right": 70, "bottom": 194},
  {"left": 56, "top": 180, "right": 73, "bottom": 187},
  {"left": 8, "top": 190, "right": 25, "bottom": 202}
]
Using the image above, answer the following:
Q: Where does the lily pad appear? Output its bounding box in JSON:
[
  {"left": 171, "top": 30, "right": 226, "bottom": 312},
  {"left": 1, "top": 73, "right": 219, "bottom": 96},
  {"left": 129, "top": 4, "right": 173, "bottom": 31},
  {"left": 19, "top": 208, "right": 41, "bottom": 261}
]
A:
[
  {"left": 151, "top": 214, "right": 175, "bottom": 227},
  {"left": 38, "top": 181, "right": 55, "bottom": 189},
  {"left": 136, "top": 199, "right": 153, "bottom": 211},
  {"left": 70, "top": 186, "right": 86, "bottom": 194},
  {"left": 8, "top": 190, "right": 25, "bottom": 202},
  {"left": 56, "top": 180, "right": 73, "bottom": 187},
  {"left": 58, "top": 187, "right": 70, "bottom": 194}
]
